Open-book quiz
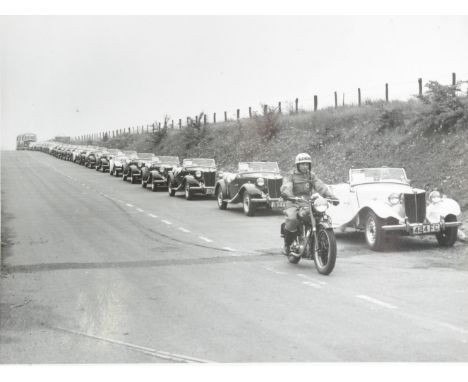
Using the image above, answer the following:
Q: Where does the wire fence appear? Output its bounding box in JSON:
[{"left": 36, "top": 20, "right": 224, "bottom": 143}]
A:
[{"left": 71, "top": 71, "right": 468, "bottom": 144}]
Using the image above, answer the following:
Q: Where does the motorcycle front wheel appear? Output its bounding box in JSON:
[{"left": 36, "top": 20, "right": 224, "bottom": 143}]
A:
[{"left": 313, "top": 228, "right": 337, "bottom": 275}]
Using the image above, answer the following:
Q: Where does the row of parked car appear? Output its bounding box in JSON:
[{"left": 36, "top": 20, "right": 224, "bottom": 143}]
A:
[
  {"left": 28, "top": 141, "right": 463, "bottom": 251},
  {"left": 30, "top": 141, "right": 286, "bottom": 217}
]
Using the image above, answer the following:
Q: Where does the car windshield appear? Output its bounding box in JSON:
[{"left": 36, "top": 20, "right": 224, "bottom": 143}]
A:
[
  {"left": 350, "top": 168, "right": 409, "bottom": 185},
  {"left": 183, "top": 158, "right": 216, "bottom": 167},
  {"left": 238, "top": 162, "right": 279, "bottom": 173},
  {"left": 157, "top": 156, "right": 179, "bottom": 165}
]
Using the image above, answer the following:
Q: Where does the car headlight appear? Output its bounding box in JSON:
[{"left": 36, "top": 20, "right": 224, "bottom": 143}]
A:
[
  {"left": 313, "top": 197, "right": 329, "bottom": 213},
  {"left": 429, "top": 190, "right": 442, "bottom": 204},
  {"left": 257, "top": 177, "right": 265, "bottom": 187},
  {"left": 388, "top": 193, "right": 402, "bottom": 206},
  {"left": 195, "top": 170, "right": 202, "bottom": 178}
]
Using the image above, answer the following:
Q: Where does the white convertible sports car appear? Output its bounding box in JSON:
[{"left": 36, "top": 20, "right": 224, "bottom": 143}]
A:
[{"left": 327, "top": 167, "right": 462, "bottom": 251}]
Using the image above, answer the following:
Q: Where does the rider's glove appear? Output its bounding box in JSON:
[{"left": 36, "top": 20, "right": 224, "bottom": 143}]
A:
[{"left": 331, "top": 199, "right": 340, "bottom": 206}]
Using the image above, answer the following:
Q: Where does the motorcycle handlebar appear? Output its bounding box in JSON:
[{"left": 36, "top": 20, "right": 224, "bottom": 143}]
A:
[{"left": 284, "top": 195, "right": 340, "bottom": 205}]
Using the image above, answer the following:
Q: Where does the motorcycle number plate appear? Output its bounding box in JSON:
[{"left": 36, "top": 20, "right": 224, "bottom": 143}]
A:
[{"left": 410, "top": 223, "right": 440, "bottom": 235}]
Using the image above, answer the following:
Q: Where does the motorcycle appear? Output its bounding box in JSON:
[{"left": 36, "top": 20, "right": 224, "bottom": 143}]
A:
[{"left": 281, "top": 194, "right": 337, "bottom": 275}]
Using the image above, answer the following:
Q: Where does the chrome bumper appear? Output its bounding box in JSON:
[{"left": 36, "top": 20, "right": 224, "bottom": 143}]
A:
[{"left": 382, "top": 220, "right": 462, "bottom": 233}]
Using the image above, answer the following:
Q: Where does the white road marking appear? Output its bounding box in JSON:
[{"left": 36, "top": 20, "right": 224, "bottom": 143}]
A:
[
  {"left": 302, "top": 281, "right": 322, "bottom": 289},
  {"left": 178, "top": 227, "right": 191, "bottom": 233},
  {"left": 198, "top": 236, "right": 213, "bottom": 243},
  {"left": 356, "top": 295, "right": 397, "bottom": 310},
  {"left": 438, "top": 322, "right": 468, "bottom": 335},
  {"left": 264, "top": 266, "right": 285, "bottom": 274},
  {"left": 136, "top": 208, "right": 144, "bottom": 212},
  {"left": 161, "top": 219, "right": 172, "bottom": 225},
  {"left": 126, "top": 203, "right": 134, "bottom": 207},
  {"left": 53, "top": 326, "right": 212, "bottom": 363},
  {"left": 148, "top": 213, "right": 158, "bottom": 218}
]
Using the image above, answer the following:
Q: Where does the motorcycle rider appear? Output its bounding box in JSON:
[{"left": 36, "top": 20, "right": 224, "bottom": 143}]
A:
[{"left": 280, "top": 153, "right": 339, "bottom": 255}]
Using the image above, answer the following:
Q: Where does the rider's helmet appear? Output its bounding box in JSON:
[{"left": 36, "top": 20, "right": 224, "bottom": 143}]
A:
[{"left": 295, "top": 153, "right": 312, "bottom": 172}]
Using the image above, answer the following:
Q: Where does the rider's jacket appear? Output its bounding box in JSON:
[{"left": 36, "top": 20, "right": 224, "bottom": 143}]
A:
[{"left": 281, "top": 169, "right": 335, "bottom": 208}]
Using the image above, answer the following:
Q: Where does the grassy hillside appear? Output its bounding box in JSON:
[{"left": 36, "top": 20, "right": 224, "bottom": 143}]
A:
[{"left": 97, "top": 95, "right": 468, "bottom": 214}]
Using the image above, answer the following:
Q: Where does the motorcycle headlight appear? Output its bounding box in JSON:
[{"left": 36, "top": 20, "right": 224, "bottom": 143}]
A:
[
  {"left": 429, "top": 190, "right": 442, "bottom": 204},
  {"left": 195, "top": 170, "right": 202, "bottom": 178},
  {"left": 257, "top": 177, "right": 265, "bottom": 187},
  {"left": 388, "top": 193, "right": 402, "bottom": 206},
  {"left": 313, "top": 197, "right": 329, "bottom": 213},
  {"left": 159, "top": 166, "right": 165, "bottom": 172}
]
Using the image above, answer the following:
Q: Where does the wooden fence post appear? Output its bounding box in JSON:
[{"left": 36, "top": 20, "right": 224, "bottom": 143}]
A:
[
  {"left": 334, "top": 91, "right": 338, "bottom": 108},
  {"left": 236, "top": 109, "right": 240, "bottom": 120},
  {"left": 295, "top": 98, "right": 298, "bottom": 113},
  {"left": 158, "top": 122, "right": 161, "bottom": 130},
  {"left": 195, "top": 116, "right": 198, "bottom": 125},
  {"left": 358, "top": 88, "right": 361, "bottom": 107},
  {"left": 418, "top": 78, "right": 422, "bottom": 97},
  {"left": 342, "top": 93, "right": 345, "bottom": 106},
  {"left": 224, "top": 111, "right": 227, "bottom": 122},
  {"left": 314, "top": 95, "right": 318, "bottom": 111},
  {"left": 213, "top": 113, "right": 216, "bottom": 124},
  {"left": 263, "top": 105, "right": 267, "bottom": 115},
  {"left": 249, "top": 107, "right": 252, "bottom": 118},
  {"left": 128, "top": 127, "right": 130, "bottom": 134},
  {"left": 452, "top": 72, "right": 456, "bottom": 86},
  {"left": 385, "top": 83, "right": 389, "bottom": 102},
  {"left": 187, "top": 117, "right": 190, "bottom": 125},
  {"left": 278, "top": 102, "right": 281, "bottom": 113},
  {"left": 204, "top": 115, "right": 207, "bottom": 125},
  {"left": 172, "top": 120, "right": 174, "bottom": 129},
  {"left": 179, "top": 119, "right": 182, "bottom": 129}
]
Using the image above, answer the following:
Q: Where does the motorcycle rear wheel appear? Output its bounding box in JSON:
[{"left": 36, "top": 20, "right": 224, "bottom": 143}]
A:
[{"left": 313, "top": 228, "right": 337, "bottom": 275}]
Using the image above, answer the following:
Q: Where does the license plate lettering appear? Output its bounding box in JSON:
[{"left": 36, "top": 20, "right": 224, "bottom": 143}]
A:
[{"left": 411, "top": 223, "right": 440, "bottom": 235}]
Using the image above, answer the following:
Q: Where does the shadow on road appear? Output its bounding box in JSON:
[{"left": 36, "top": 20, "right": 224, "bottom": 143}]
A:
[{"left": 3, "top": 253, "right": 275, "bottom": 274}]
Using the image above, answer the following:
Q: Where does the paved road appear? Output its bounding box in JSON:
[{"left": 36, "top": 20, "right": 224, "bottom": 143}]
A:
[{"left": 1, "top": 150, "right": 468, "bottom": 363}]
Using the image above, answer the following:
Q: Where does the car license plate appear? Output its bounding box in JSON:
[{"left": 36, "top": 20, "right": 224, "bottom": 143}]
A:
[
  {"left": 270, "top": 201, "right": 285, "bottom": 208},
  {"left": 205, "top": 188, "right": 214, "bottom": 195},
  {"left": 410, "top": 223, "right": 440, "bottom": 235}
]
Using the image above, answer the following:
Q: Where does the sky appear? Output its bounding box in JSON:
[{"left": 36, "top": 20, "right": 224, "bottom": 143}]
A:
[{"left": 1, "top": 15, "right": 468, "bottom": 149}]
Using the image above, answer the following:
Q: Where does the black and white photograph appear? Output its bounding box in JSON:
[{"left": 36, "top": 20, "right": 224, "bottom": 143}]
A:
[{"left": 1, "top": 2, "right": 468, "bottom": 377}]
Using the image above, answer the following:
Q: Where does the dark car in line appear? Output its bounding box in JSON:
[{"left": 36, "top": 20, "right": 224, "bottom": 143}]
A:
[
  {"left": 141, "top": 156, "right": 180, "bottom": 191},
  {"left": 168, "top": 158, "right": 218, "bottom": 200},
  {"left": 215, "top": 161, "right": 285, "bottom": 216}
]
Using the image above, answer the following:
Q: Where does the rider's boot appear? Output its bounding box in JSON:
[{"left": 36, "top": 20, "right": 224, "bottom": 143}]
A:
[{"left": 282, "top": 230, "right": 297, "bottom": 256}]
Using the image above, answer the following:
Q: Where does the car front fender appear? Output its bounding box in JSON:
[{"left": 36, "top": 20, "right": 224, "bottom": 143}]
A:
[
  {"left": 185, "top": 175, "right": 201, "bottom": 187},
  {"left": 215, "top": 180, "right": 227, "bottom": 198},
  {"left": 360, "top": 201, "right": 403, "bottom": 221},
  {"left": 427, "top": 198, "right": 461, "bottom": 223},
  {"left": 129, "top": 164, "right": 140, "bottom": 174}
]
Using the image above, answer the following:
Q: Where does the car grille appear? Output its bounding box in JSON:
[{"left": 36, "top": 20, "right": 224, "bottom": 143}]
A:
[
  {"left": 404, "top": 192, "right": 426, "bottom": 223},
  {"left": 267, "top": 178, "right": 283, "bottom": 198},
  {"left": 203, "top": 172, "right": 216, "bottom": 187}
]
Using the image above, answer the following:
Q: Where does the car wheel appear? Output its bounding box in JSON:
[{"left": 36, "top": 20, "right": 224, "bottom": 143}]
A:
[
  {"left": 436, "top": 215, "right": 458, "bottom": 247},
  {"left": 168, "top": 182, "right": 176, "bottom": 196},
  {"left": 217, "top": 188, "right": 227, "bottom": 210},
  {"left": 364, "top": 211, "right": 386, "bottom": 251},
  {"left": 243, "top": 193, "right": 256, "bottom": 217},
  {"left": 185, "top": 184, "right": 193, "bottom": 200}
]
